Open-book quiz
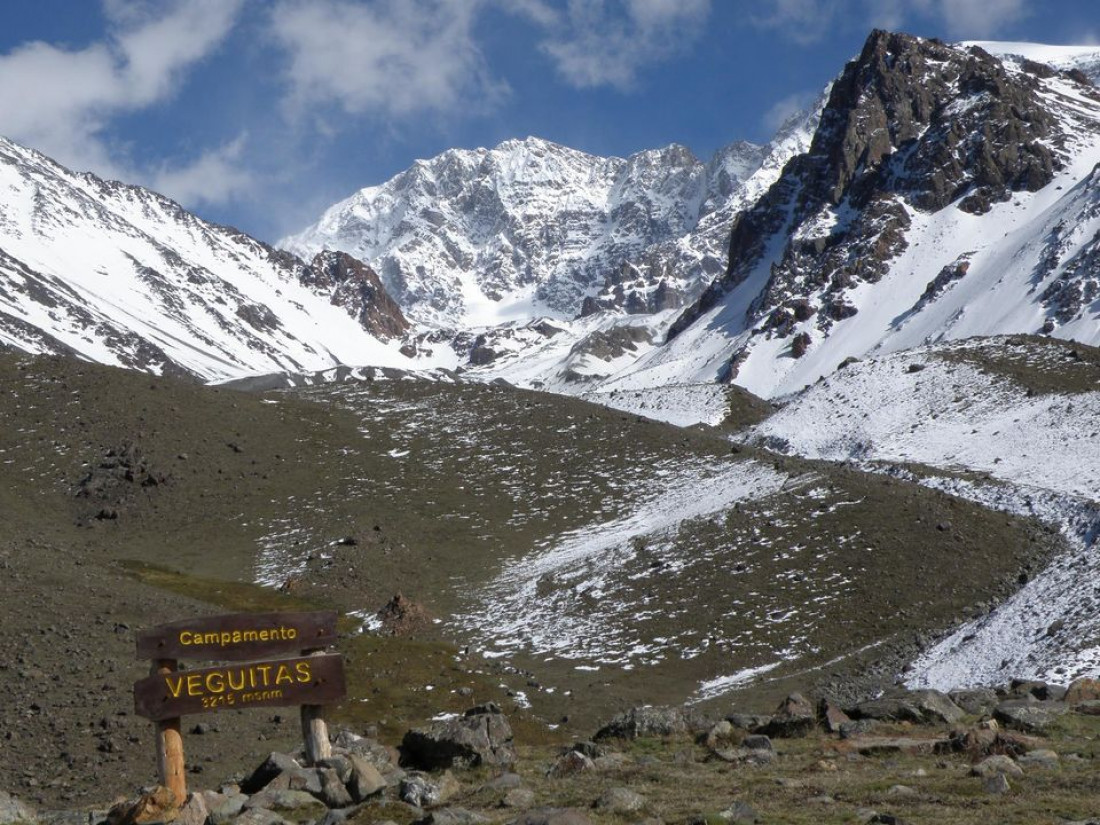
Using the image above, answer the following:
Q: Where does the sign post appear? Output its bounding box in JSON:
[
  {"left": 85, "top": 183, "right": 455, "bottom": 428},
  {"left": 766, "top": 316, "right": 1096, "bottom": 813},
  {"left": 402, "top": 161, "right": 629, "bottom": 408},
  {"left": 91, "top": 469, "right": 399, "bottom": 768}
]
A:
[
  {"left": 152, "top": 659, "right": 186, "bottom": 803},
  {"left": 134, "top": 611, "right": 345, "bottom": 796}
]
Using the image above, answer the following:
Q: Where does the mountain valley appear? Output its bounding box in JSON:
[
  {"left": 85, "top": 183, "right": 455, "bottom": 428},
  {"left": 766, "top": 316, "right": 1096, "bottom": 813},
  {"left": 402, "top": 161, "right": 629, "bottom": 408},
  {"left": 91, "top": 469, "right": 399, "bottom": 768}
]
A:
[{"left": 5, "top": 26, "right": 1100, "bottom": 823}]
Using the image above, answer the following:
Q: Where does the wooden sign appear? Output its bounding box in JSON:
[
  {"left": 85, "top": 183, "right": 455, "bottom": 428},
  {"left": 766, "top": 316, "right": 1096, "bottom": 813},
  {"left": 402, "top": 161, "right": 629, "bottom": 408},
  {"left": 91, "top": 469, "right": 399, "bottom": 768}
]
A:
[
  {"left": 135, "top": 611, "right": 338, "bottom": 661},
  {"left": 133, "top": 653, "right": 346, "bottom": 722}
]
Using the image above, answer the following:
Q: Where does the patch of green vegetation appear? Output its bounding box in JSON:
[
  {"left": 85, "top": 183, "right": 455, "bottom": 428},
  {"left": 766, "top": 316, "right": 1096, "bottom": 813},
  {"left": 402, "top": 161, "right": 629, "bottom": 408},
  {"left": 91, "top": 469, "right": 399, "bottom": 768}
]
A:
[
  {"left": 119, "top": 560, "right": 321, "bottom": 614},
  {"left": 938, "top": 335, "right": 1100, "bottom": 396}
]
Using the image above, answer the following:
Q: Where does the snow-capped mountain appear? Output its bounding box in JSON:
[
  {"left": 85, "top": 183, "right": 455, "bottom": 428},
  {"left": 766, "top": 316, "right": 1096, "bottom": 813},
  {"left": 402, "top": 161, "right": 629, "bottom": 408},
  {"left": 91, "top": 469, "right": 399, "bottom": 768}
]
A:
[
  {"left": 279, "top": 109, "right": 820, "bottom": 390},
  {"left": 611, "top": 32, "right": 1100, "bottom": 399},
  {"left": 0, "top": 137, "right": 411, "bottom": 381},
  {"left": 280, "top": 134, "right": 807, "bottom": 328}
]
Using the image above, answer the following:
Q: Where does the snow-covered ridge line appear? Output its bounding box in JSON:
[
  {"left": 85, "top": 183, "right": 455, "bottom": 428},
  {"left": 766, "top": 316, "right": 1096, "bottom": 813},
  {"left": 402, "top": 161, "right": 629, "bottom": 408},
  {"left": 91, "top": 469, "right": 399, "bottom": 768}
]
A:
[{"left": 0, "top": 136, "right": 413, "bottom": 381}]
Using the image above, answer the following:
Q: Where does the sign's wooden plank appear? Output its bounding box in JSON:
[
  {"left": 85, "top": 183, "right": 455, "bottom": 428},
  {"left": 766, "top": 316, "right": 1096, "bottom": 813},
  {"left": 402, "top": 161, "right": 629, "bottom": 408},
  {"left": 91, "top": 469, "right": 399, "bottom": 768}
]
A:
[
  {"left": 135, "top": 611, "right": 338, "bottom": 661},
  {"left": 133, "top": 654, "right": 346, "bottom": 721}
]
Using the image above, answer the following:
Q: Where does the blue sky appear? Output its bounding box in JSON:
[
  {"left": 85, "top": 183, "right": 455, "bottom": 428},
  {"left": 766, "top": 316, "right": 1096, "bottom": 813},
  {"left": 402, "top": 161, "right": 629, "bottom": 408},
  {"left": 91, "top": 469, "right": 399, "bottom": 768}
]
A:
[{"left": 0, "top": 0, "right": 1096, "bottom": 242}]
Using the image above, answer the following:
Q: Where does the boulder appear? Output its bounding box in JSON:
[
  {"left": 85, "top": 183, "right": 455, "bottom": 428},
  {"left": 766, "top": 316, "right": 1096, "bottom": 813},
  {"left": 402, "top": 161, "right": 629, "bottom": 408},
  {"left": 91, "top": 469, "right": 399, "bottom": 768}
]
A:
[
  {"left": 1066, "top": 677, "right": 1100, "bottom": 704},
  {"left": 970, "top": 755, "right": 1023, "bottom": 778},
  {"left": 819, "top": 698, "right": 851, "bottom": 733},
  {"left": 839, "top": 719, "right": 880, "bottom": 739},
  {"left": 594, "top": 706, "right": 687, "bottom": 740},
  {"left": 347, "top": 756, "right": 387, "bottom": 802},
  {"left": 207, "top": 793, "right": 248, "bottom": 825},
  {"left": 993, "top": 700, "right": 1068, "bottom": 734},
  {"left": 315, "top": 768, "right": 353, "bottom": 809},
  {"left": 0, "top": 793, "right": 37, "bottom": 825},
  {"left": 1017, "top": 749, "right": 1060, "bottom": 769},
  {"left": 399, "top": 772, "right": 460, "bottom": 808},
  {"left": 762, "top": 693, "right": 816, "bottom": 738},
  {"left": 850, "top": 689, "right": 964, "bottom": 725},
  {"left": 242, "top": 753, "right": 304, "bottom": 795},
  {"left": 725, "top": 713, "right": 771, "bottom": 732},
  {"left": 948, "top": 688, "right": 999, "bottom": 716},
  {"left": 742, "top": 735, "right": 773, "bottom": 751},
  {"left": 1009, "top": 679, "right": 1065, "bottom": 702},
  {"left": 502, "top": 789, "right": 535, "bottom": 809},
  {"left": 703, "top": 721, "right": 740, "bottom": 753},
  {"left": 594, "top": 788, "right": 645, "bottom": 814},
  {"left": 401, "top": 704, "right": 516, "bottom": 770},
  {"left": 547, "top": 751, "right": 595, "bottom": 778},
  {"left": 317, "top": 756, "right": 354, "bottom": 785},
  {"left": 235, "top": 810, "right": 293, "bottom": 825},
  {"left": 106, "top": 786, "right": 180, "bottom": 825},
  {"left": 176, "top": 795, "right": 207, "bottom": 825}
]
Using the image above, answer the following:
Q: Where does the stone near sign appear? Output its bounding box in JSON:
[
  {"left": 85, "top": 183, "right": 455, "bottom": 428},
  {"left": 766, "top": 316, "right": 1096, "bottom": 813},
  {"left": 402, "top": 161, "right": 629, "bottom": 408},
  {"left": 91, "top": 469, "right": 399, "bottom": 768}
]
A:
[
  {"left": 135, "top": 610, "right": 338, "bottom": 661},
  {"left": 134, "top": 653, "right": 346, "bottom": 721},
  {"left": 133, "top": 610, "right": 346, "bottom": 802}
]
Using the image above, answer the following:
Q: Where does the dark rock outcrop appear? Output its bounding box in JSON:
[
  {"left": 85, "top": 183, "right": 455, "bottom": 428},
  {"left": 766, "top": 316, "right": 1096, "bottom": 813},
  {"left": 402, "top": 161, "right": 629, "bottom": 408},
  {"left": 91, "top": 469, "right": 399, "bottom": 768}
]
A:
[
  {"left": 299, "top": 251, "right": 409, "bottom": 340},
  {"left": 400, "top": 704, "right": 516, "bottom": 770},
  {"left": 669, "top": 30, "right": 1097, "bottom": 346}
]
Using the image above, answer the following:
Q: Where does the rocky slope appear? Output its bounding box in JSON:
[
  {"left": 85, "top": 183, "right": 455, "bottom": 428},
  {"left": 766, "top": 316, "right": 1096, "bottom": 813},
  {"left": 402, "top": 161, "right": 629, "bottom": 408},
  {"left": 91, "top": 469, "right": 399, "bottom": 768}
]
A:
[
  {"left": 280, "top": 137, "right": 769, "bottom": 327},
  {"left": 0, "top": 137, "right": 410, "bottom": 381},
  {"left": 612, "top": 32, "right": 1100, "bottom": 400}
]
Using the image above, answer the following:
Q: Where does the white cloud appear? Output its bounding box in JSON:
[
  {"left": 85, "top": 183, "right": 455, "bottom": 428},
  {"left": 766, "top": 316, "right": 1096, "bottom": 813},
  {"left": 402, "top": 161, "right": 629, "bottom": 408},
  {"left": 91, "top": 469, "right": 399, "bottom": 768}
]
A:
[
  {"left": 762, "top": 91, "right": 817, "bottom": 133},
  {"left": 0, "top": 0, "right": 246, "bottom": 204},
  {"left": 150, "top": 135, "right": 254, "bottom": 209},
  {"left": 750, "top": 0, "right": 1027, "bottom": 43},
  {"left": 926, "top": 0, "right": 1026, "bottom": 38},
  {"left": 749, "top": 0, "right": 843, "bottom": 44},
  {"left": 269, "top": 0, "right": 506, "bottom": 119},
  {"left": 538, "top": 0, "right": 712, "bottom": 90}
]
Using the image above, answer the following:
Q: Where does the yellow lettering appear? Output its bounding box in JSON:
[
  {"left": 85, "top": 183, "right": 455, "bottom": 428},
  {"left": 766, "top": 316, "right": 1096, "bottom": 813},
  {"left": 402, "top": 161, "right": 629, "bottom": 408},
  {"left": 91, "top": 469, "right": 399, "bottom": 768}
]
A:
[
  {"left": 206, "top": 672, "right": 226, "bottom": 693},
  {"left": 166, "top": 675, "right": 185, "bottom": 698},
  {"left": 186, "top": 674, "right": 202, "bottom": 697},
  {"left": 256, "top": 665, "right": 273, "bottom": 686},
  {"left": 228, "top": 669, "right": 246, "bottom": 691},
  {"left": 275, "top": 664, "right": 294, "bottom": 685},
  {"left": 295, "top": 661, "right": 311, "bottom": 682},
  {"left": 243, "top": 631, "right": 258, "bottom": 642},
  {"left": 220, "top": 632, "right": 231, "bottom": 646},
  {"left": 178, "top": 631, "right": 192, "bottom": 645},
  {"left": 287, "top": 628, "right": 298, "bottom": 640},
  {"left": 232, "top": 631, "right": 242, "bottom": 643}
]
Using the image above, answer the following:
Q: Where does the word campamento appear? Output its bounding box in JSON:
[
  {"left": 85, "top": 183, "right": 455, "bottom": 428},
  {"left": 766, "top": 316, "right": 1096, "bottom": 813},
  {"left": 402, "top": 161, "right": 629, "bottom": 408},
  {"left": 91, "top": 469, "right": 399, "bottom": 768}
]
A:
[
  {"left": 177, "top": 625, "right": 300, "bottom": 648},
  {"left": 165, "top": 660, "right": 314, "bottom": 699}
]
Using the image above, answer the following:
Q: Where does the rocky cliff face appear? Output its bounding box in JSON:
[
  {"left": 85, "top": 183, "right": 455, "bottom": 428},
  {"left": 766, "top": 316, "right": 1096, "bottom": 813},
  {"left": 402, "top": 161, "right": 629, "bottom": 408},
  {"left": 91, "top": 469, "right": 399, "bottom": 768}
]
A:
[
  {"left": 298, "top": 250, "right": 409, "bottom": 340},
  {"left": 280, "top": 137, "right": 780, "bottom": 327},
  {"left": 670, "top": 31, "right": 1094, "bottom": 344},
  {"left": 636, "top": 32, "right": 1100, "bottom": 399}
]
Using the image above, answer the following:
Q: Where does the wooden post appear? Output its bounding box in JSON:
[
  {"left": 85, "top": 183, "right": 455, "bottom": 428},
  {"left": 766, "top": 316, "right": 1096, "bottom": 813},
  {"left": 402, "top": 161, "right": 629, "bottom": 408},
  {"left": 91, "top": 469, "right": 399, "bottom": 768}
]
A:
[
  {"left": 300, "top": 703, "right": 331, "bottom": 765},
  {"left": 152, "top": 659, "right": 187, "bottom": 801},
  {"left": 300, "top": 648, "right": 331, "bottom": 766}
]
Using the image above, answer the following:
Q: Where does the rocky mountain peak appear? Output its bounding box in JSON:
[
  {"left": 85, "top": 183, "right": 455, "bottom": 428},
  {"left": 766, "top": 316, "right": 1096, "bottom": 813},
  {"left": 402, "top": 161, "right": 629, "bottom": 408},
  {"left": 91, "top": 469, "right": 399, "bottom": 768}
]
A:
[
  {"left": 281, "top": 134, "right": 768, "bottom": 327},
  {"left": 668, "top": 30, "right": 1100, "bottom": 346}
]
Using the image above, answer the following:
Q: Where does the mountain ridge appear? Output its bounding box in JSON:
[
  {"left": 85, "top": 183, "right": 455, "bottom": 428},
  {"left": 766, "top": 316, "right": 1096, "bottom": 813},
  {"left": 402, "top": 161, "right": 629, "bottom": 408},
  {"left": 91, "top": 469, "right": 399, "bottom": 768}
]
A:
[{"left": 0, "top": 136, "right": 411, "bottom": 381}]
